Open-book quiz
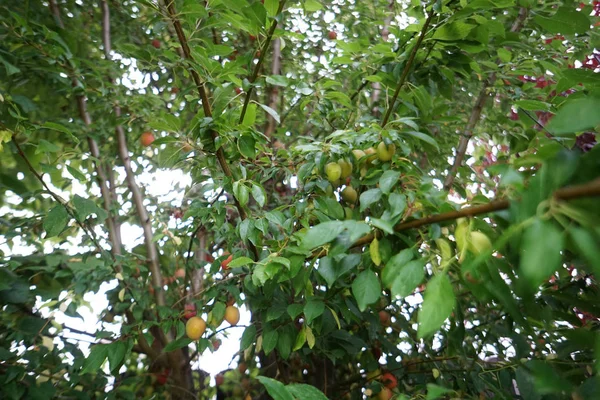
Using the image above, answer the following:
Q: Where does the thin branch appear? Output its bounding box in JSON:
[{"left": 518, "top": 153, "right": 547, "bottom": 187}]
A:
[
  {"left": 443, "top": 8, "right": 528, "bottom": 191},
  {"left": 238, "top": 0, "right": 287, "bottom": 125},
  {"left": 101, "top": 0, "right": 166, "bottom": 308},
  {"left": 48, "top": 1, "right": 122, "bottom": 260},
  {"left": 12, "top": 137, "right": 106, "bottom": 255},
  {"left": 381, "top": 11, "right": 435, "bottom": 127}
]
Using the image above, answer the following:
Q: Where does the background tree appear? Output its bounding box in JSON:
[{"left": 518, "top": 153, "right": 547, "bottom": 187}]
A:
[{"left": 1, "top": 0, "right": 600, "bottom": 399}]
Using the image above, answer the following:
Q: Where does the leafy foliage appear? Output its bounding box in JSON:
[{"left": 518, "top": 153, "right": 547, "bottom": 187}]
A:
[{"left": 1, "top": 0, "right": 600, "bottom": 399}]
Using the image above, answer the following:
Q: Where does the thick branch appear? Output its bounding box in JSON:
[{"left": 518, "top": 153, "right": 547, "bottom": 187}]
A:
[
  {"left": 381, "top": 11, "right": 435, "bottom": 127},
  {"left": 313, "top": 178, "right": 600, "bottom": 257},
  {"left": 443, "top": 8, "right": 528, "bottom": 191}
]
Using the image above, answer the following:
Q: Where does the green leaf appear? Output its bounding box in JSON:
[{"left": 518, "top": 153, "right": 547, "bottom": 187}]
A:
[
  {"left": 241, "top": 325, "right": 257, "bottom": 350},
  {"left": 266, "top": 75, "right": 289, "bottom": 87},
  {"left": 228, "top": 256, "right": 254, "bottom": 268},
  {"left": 379, "top": 170, "right": 401, "bottom": 195},
  {"left": 287, "top": 383, "right": 329, "bottom": 400},
  {"left": 257, "top": 376, "right": 294, "bottom": 400},
  {"left": 383, "top": 258, "right": 425, "bottom": 298},
  {"left": 252, "top": 183, "right": 266, "bottom": 208},
  {"left": 42, "top": 122, "right": 79, "bottom": 144},
  {"left": 66, "top": 165, "right": 86, "bottom": 181},
  {"left": 233, "top": 181, "right": 250, "bottom": 207},
  {"left": 304, "top": 298, "right": 325, "bottom": 324},
  {"left": 352, "top": 270, "right": 381, "bottom": 312},
  {"left": 569, "top": 228, "right": 600, "bottom": 277},
  {"left": 277, "top": 325, "right": 295, "bottom": 360},
  {"left": 306, "top": 326, "right": 315, "bottom": 348},
  {"left": 520, "top": 219, "right": 564, "bottom": 289},
  {"left": 370, "top": 238, "right": 381, "bottom": 266},
  {"left": 300, "top": 221, "right": 345, "bottom": 250},
  {"left": 81, "top": 344, "right": 108, "bottom": 374},
  {"left": 163, "top": 336, "right": 192, "bottom": 352},
  {"left": 432, "top": 21, "right": 476, "bottom": 41},
  {"left": 44, "top": 206, "right": 69, "bottom": 238},
  {"left": 287, "top": 304, "right": 304, "bottom": 319},
  {"left": 293, "top": 327, "right": 307, "bottom": 350},
  {"left": 418, "top": 274, "right": 455, "bottom": 338},
  {"left": 107, "top": 341, "right": 128, "bottom": 372},
  {"left": 258, "top": 103, "right": 280, "bottom": 123},
  {"left": 359, "top": 189, "right": 382, "bottom": 212},
  {"left": 263, "top": 0, "right": 279, "bottom": 18},
  {"left": 317, "top": 254, "right": 360, "bottom": 287},
  {"left": 426, "top": 384, "right": 453, "bottom": 400},
  {"left": 239, "top": 134, "right": 256, "bottom": 158},
  {"left": 546, "top": 97, "right": 600, "bottom": 135},
  {"left": 262, "top": 329, "right": 279, "bottom": 355},
  {"left": 388, "top": 193, "right": 407, "bottom": 218},
  {"left": 242, "top": 103, "right": 257, "bottom": 127},
  {"left": 534, "top": 7, "right": 590, "bottom": 35},
  {"left": 403, "top": 131, "right": 439, "bottom": 149},
  {"left": 370, "top": 218, "right": 395, "bottom": 235},
  {"left": 72, "top": 194, "right": 97, "bottom": 221},
  {"left": 304, "top": 0, "right": 323, "bottom": 12},
  {"left": 515, "top": 100, "right": 550, "bottom": 111}
]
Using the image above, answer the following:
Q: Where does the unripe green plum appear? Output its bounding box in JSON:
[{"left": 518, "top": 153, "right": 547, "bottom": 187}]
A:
[
  {"left": 344, "top": 206, "right": 354, "bottom": 219},
  {"left": 325, "top": 162, "right": 342, "bottom": 183},
  {"left": 468, "top": 231, "right": 492, "bottom": 255},
  {"left": 341, "top": 185, "right": 358, "bottom": 204},
  {"left": 338, "top": 159, "right": 353, "bottom": 179},
  {"left": 377, "top": 141, "right": 396, "bottom": 162},
  {"left": 364, "top": 147, "right": 377, "bottom": 164},
  {"left": 352, "top": 149, "right": 366, "bottom": 163}
]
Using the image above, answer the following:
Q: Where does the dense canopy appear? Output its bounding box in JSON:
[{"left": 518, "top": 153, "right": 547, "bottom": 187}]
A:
[{"left": 1, "top": 0, "right": 600, "bottom": 399}]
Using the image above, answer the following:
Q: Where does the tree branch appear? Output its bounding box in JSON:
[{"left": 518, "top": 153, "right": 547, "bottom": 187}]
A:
[
  {"left": 101, "top": 0, "right": 166, "bottom": 309},
  {"left": 443, "top": 8, "right": 528, "bottom": 191},
  {"left": 381, "top": 10, "right": 435, "bottom": 127},
  {"left": 313, "top": 177, "right": 600, "bottom": 257}
]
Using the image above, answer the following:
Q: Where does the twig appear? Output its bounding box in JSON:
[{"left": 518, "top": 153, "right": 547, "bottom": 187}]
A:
[
  {"left": 12, "top": 137, "right": 106, "bottom": 256},
  {"left": 381, "top": 11, "right": 435, "bottom": 127},
  {"left": 443, "top": 8, "right": 528, "bottom": 191},
  {"left": 238, "top": 0, "right": 287, "bottom": 125}
]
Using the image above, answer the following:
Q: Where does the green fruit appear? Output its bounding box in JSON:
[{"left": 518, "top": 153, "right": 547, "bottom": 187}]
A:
[
  {"left": 468, "top": 231, "right": 492, "bottom": 255},
  {"left": 338, "top": 159, "right": 353, "bottom": 179},
  {"left": 364, "top": 147, "right": 377, "bottom": 163},
  {"left": 341, "top": 185, "right": 358, "bottom": 204},
  {"left": 352, "top": 149, "right": 366, "bottom": 163},
  {"left": 344, "top": 206, "right": 354, "bottom": 219},
  {"left": 454, "top": 223, "right": 469, "bottom": 262},
  {"left": 435, "top": 238, "right": 453, "bottom": 264},
  {"left": 325, "top": 162, "right": 342, "bottom": 183},
  {"left": 376, "top": 141, "right": 396, "bottom": 162},
  {"left": 360, "top": 165, "right": 368, "bottom": 178}
]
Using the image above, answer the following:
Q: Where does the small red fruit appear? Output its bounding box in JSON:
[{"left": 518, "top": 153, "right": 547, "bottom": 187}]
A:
[
  {"left": 254, "top": 50, "right": 261, "bottom": 58},
  {"left": 381, "top": 372, "right": 397, "bottom": 389},
  {"left": 170, "top": 87, "right": 179, "bottom": 94},
  {"left": 156, "top": 369, "right": 170, "bottom": 385},
  {"left": 174, "top": 268, "right": 185, "bottom": 279},
  {"left": 249, "top": 34, "right": 256, "bottom": 41},
  {"left": 221, "top": 253, "right": 233, "bottom": 270},
  {"left": 238, "top": 361, "right": 247, "bottom": 374},
  {"left": 215, "top": 373, "right": 225, "bottom": 386},
  {"left": 372, "top": 346, "right": 382, "bottom": 360},
  {"left": 328, "top": 31, "right": 337, "bottom": 40},
  {"left": 151, "top": 39, "right": 161, "bottom": 49},
  {"left": 140, "top": 131, "right": 155, "bottom": 147},
  {"left": 235, "top": 87, "right": 242, "bottom": 95},
  {"left": 212, "top": 339, "right": 222, "bottom": 351},
  {"left": 183, "top": 303, "right": 196, "bottom": 320},
  {"left": 379, "top": 310, "right": 391, "bottom": 327}
]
